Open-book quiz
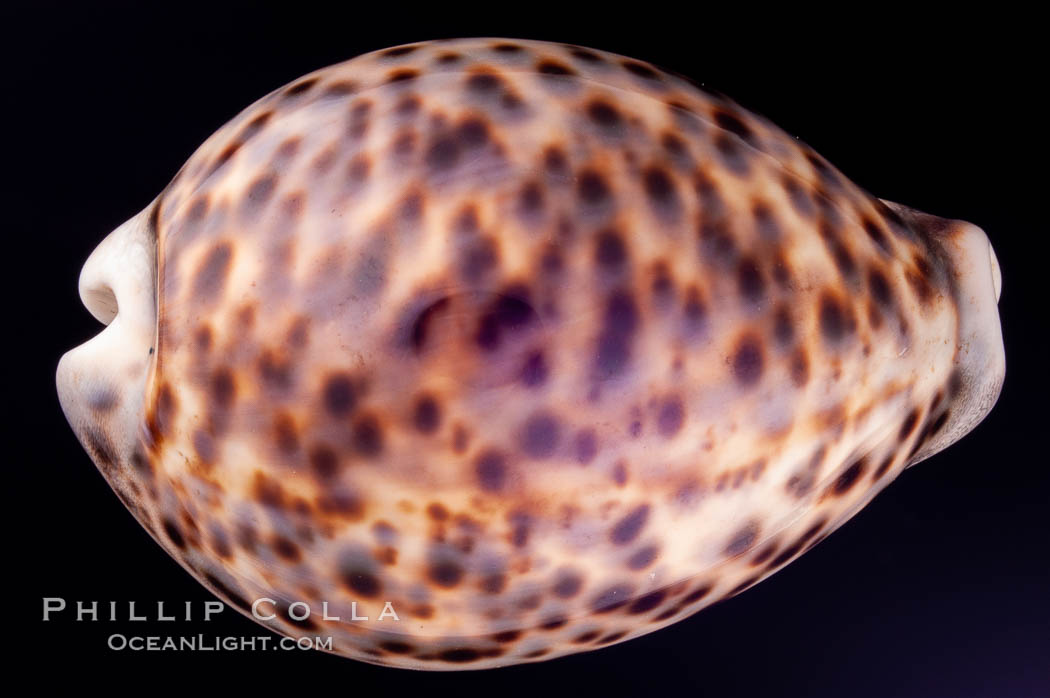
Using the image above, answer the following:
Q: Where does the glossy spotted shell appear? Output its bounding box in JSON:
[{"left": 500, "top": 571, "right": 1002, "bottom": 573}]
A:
[{"left": 57, "top": 38, "right": 1005, "bottom": 669}]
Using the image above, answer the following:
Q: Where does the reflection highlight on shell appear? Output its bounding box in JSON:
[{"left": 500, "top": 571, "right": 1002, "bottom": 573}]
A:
[{"left": 56, "top": 38, "right": 1005, "bottom": 670}]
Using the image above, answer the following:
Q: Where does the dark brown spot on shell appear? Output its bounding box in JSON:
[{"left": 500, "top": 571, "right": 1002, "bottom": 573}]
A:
[
  {"left": 553, "top": 569, "right": 584, "bottom": 598},
  {"left": 192, "top": 428, "right": 215, "bottom": 465},
  {"left": 682, "top": 286, "right": 708, "bottom": 338},
  {"left": 682, "top": 584, "right": 714, "bottom": 604},
  {"left": 574, "top": 429, "right": 598, "bottom": 465},
  {"left": 714, "top": 109, "right": 754, "bottom": 142},
  {"left": 459, "top": 236, "right": 499, "bottom": 284},
  {"left": 475, "top": 449, "right": 508, "bottom": 492},
  {"left": 868, "top": 267, "right": 894, "bottom": 309},
  {"left": 627, "top": 590, "right": 666, "bottom": 614},
  {"left": 492, "top": 630, "right": 521, "bottom": 644},
  {"left": 540, "top": 615, "right": 569, "bottom": 630},
  {"left": 425, "top": 134, "right": 461, "bottom": 172},
  {"left": 351, "top": 414, "right": 383, "bottom": 457},
  {"left": 597, "top": 630, "right": 628, "bottom": 645},
  {"left": 206, "top": 143, "right": 240, "bottom": 179},
  {"left": 661, "top": 131, "right": 691, "bottom": 167},
  {"left": 537, "top": 60, "right": 576, "bottom": 77},
  {"left": 873, "top": 455, "right": 895, "bottom": 480},
  {"left": 766, "top": 518, "right": 827, "bottom": 570},
  {"left": 569, "top": 46, "right": 604, "bottom": 63},
  {"left": 929, "top": 410, "right": 950, "bottom": 438},
  {"left": 309, "top": 443, "right": 339, "bottom": 479},
  {"left": 577, "top": 168, "right": 611, "bottom": 208},
  {"left": 725, "top": 521, "right": 760, "bottom": 557},
  {"left": 272, "top": 535, "right": 301, "bottom": 562},
  {"left": 241, "top": 174, "right": 277, "bottom": 219},
  {"left": 338, "top": 548, "right": 383, "bottom": 598},
  {"left": 161, "top": 520, "right": 186, "bottom": 554},
  {"left": 819, "top": 292, "right": 854, "bottom": 345},
  {"left": 209, "top": 367, "right": 235, "bottom": 409},
  {"left": 520, "top": 412, "right": 561, "bottom": 459},
  {"left": 863, "top": 218, "right": 892, "bottom": 255},
  {"left": 322, "top": 373, "right": 357, "bottom": 417},
  {"left": 586, "top": 99, "right": 624, "bottom": 135},
  {"left": 520, "top": 350, "right": 548, "bottom": 388},
  {"left": 480, "top": 572, "right": 506, "bottom": 594},
  {"left": 594, "top": 290, "right": 639, "bottom": 379},
  {"left": 148, "top": 382, "right": 177, "bottom": 444},
  {"left": 517, "top": 180, "right": 545, "bottom": 221},
  {"left": 439, "top": 648, "right": 491, "bottom": 663},
  {"left": 573, "top": 630, "right": 602, "bottom": 644},
  {"left": 543, "top": 146, "right": 568, "bottom": 177},
  {"left": 457, "top": 116, "right": 490, "bottom": 149},
  {"left": 408, "top": 297, "right": 451, "bottom": 354},
  {"left": 381, "top": 45, "right": 418, "bottom": 59},
  {"left": 466, "top": 71, "right": 504, "bottom": 94},
  {"left": 591, "top": 584, "right": 634, "bottom": 614},
  {"left": 413, "top": 394, "right": 442, "bottom": 434},
  {"left": 321, "top": 81, "right": 357, "bottom": 99},
  {"left": 258, "top": 351, "right": 292, "bottom": 392},
  {"left": 642, "top": 166, "right": 680, "bottom": 219},
  {"left": 386, "top": 68, "right": 419, "bottom": 84},
  {"left": 427, "top": 549, "right": 465, "bottom": 588},
  {"left": 626, "top": 544, "right": 659, "bottom": 570},
  {"left": 622, "top": 60, "right": 661, "bottom": 81},
  {"left": 379, "top": 640, "right": 416, "bottom": 654},
  {"left": 283, "top": 78, "right": 317, "bottom": 98},
  {"left": 728, "top": 575, "right": 761, "bottom": 597},
  {"left": 610, "top": 505, "right": 650, "bottom": 545},
  {"left": 736, "top": 256, "right": 766, "bottom": 308},
  {"left": 714, "top": 133, "right": 750, "bottom": 177},
  {"left": 783, "top": 176, "right": 815, "bottom": 218},
  {"left": 899, "top": 409, "right": 920, "bottom": 441},
  {"left": 346, "top": 154, "right": 371, "bottom": 190},
  {"left": 751, "top": 541, "right": 779, "bottom": 567},
  {"left": 731, "top": 334, "right": 764, "bottom": 387},
  {"left": 656, "top": 396, "right": 685, "bottom": 438},
  {"left": 752, "top": 201, "right": 781, "bottom": 240},
  {"left": 697, "top": 219, "right": 736, "bottom": 269},
  {"left": 651, "top": 262, "right": 675, "bottom": 309},
  {"left": 594, "top": 228, "right": 628, "bottom": 272},
  {"left": 202, "top": 572, "right": 250, "bottom": 612},
  {"left": 508, "top": 511, "right": 532, "bottom": 548},
  {"left": 395, "top": 94, "right": 422, "bottom": 117},
  {"left": 828, "top": 459, "right": 868, "bottom": 497},
  {"left": 875, "top": 200, "right": 916, "bottom": 241},
  {"left": 238, "top": 111, "right": 272, "bottom": 144},
  {"left": 192, "top": 243, "right": 233, "bottom": 303},
  {"left": 907, "top": 259, "right": 935, "bottom": 304}
]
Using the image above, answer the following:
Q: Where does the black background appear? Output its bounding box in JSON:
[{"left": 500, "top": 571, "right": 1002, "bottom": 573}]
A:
[{"left": 6, "top": 4, "right": 1047, "bottom": 695}]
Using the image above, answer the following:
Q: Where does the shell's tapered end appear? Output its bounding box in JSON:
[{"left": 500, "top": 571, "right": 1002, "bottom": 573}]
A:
[
  {"left": 56, "top": 205, "right": 158, "bottom": 480},
  {"left": 880, "top": 201, "right": 1005, "bottom": 466},
  {"left": 989, "top": 241, "right": 1002, "bottom": 302}
]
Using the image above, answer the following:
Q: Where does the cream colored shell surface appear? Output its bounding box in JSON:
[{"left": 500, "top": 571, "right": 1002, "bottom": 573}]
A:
[{"left": 56, "top": 38, "right": 1005, "bottom": 669}]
